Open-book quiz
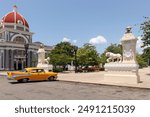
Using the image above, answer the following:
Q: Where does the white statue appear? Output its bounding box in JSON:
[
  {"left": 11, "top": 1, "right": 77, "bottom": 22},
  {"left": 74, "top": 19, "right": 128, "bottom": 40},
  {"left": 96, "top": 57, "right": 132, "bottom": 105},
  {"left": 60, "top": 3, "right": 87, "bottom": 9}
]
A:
[
  {"left": 37, "top": 44, "right": 45, "bottom": 64},
  {"left": 37, "top": 44, "right": 53, "bottom": 71},
  {"left": 105, "top": 52, "right": 122, "bottom": 63},
  {"left": 44, "top": 57, "right": 50, "bottom": 64}
]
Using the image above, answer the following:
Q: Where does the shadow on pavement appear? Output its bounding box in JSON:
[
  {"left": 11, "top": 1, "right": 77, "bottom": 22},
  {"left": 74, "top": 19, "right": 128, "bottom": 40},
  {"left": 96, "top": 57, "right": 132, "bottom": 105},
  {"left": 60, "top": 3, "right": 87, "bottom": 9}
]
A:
[{"left": 9, "top": 80, "right": 59, "bottom": 84}]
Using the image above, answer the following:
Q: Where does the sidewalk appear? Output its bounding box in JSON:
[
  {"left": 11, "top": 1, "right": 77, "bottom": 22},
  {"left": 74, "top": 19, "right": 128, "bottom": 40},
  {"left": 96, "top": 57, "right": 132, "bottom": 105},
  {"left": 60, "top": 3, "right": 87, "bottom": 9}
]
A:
[
  {"left": 58, "top": 68, "right": 150, "bottom": 89},
  {"left": 0, "top": 71, "right": 8, "bottom": 76},
  {"left": 0, "top": 68, "right": 150, "bottom": 89}
]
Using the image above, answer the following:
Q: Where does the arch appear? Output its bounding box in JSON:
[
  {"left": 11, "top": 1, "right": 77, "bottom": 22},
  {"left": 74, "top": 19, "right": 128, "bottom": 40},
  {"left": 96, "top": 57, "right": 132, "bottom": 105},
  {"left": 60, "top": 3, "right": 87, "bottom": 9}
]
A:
[{"left": 11, "top": 34, "right": 29, "bottom": 43}]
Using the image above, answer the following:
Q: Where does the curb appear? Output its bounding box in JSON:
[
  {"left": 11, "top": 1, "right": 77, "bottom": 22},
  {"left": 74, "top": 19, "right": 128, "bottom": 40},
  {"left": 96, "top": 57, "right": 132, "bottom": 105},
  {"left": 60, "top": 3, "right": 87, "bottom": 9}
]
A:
[
  {"left": 0, "top": 75, "right": 6, "bottom": 76},
  {"left": 58, "top": 79, "right": 150, "bottom": 90}
]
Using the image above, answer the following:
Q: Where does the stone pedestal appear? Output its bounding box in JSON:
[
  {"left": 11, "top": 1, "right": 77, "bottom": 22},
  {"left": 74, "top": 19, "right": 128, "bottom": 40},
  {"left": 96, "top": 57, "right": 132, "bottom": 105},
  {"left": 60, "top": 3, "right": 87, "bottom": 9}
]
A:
[
  {"left": 37, "top": 64, "right": 53, "bottom": 72},
  {"left": 104, "top": 27, "right": 140, "bottom": 84},
  {"left": 104, "top": 63, "right": 140, "bottom": 84}
]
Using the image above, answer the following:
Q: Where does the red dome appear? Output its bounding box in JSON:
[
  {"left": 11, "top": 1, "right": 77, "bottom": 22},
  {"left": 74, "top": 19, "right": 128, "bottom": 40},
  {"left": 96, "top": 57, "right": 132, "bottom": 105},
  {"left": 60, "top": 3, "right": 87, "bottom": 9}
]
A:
[{"left": 2, "top": 6, "right": 29, "bottom": 28}]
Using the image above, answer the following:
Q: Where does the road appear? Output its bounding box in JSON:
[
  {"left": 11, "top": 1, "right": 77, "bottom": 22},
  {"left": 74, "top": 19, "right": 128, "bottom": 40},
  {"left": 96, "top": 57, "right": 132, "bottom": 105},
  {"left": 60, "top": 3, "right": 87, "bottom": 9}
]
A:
[{"left": 0, "top": 77, "right": 150, "bottom": 100}]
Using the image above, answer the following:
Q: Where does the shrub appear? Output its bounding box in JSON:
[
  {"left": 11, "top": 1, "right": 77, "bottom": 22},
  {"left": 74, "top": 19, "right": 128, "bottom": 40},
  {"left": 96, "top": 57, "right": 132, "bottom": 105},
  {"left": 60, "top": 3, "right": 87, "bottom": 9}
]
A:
[{"left": 53, "top": 68, "right": 63, "bottom": 72}]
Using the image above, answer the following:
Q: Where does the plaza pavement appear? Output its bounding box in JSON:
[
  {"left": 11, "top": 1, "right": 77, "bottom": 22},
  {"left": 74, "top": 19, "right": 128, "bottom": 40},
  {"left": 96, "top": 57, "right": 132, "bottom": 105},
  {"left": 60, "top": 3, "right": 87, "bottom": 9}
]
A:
[
  {"left": 0, "top": 68, "right": 150, "bottom": 89},
  {"left": 57, "top": 68, "right": 150, "bottom": 89}
]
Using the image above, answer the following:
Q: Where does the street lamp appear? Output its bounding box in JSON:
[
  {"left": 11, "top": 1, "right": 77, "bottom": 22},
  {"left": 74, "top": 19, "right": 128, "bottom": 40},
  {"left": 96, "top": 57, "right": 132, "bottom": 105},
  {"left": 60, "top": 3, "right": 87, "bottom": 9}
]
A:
[
  {"left": 73, "top": 46, "right": 78, "bottom": 73},
  {"left": 24, "top": 43, "right": 29, "bottom": 68},
  {"left": 148, "top": 58, "right": 150, "bottom": 67}
]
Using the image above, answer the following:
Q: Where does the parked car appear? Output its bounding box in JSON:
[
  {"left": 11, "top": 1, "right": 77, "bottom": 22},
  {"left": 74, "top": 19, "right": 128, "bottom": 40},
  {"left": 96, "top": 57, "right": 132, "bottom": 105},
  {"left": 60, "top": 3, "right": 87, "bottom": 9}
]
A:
[
  {"left": 7, "top": 67, "right": 58, "bottom": 83},
  {"left": 77, "top": 66, "right": 104, "bottom": 72}
]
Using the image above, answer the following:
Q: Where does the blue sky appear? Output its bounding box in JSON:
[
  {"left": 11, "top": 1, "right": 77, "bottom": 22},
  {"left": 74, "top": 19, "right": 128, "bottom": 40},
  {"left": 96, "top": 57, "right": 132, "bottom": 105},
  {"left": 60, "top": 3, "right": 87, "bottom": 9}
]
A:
[{"left": 0, "top": 0, "right": 150, "bottom": 53}]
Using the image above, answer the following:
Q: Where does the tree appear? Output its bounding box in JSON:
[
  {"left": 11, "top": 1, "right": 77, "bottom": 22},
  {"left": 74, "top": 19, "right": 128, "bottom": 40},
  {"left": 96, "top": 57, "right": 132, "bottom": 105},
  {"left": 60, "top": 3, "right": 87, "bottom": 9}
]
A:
[
  {"left": 136, "top": 54, "right": 147, "bottom": 68},
  {"left": 140, "top": 17, "right": 150, "bottom": 65},
  {"left": 77, "top": 43, "right": 99, "bottom": 67},
  {"left": 105, "top": 43, "right": 122, "bottom": 54},
  {"left": 99, "top": 53, "right": 107, "bottom": 67},
  {"left": 141, "top": 47, "right": 150, "bottom": 66},
  {"left": 141, "top": 17, "right": 150, "bottom": 48},
  {"left": 49, "top": 42, "right": 74, "bottom": 69}
]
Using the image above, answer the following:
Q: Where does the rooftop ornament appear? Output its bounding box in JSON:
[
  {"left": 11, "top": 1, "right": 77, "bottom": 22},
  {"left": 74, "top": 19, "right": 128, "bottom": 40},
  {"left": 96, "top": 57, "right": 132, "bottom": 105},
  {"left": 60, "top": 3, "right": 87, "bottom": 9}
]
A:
[{"left": 125, "top": 26, "right": 132, "bottom": 33}]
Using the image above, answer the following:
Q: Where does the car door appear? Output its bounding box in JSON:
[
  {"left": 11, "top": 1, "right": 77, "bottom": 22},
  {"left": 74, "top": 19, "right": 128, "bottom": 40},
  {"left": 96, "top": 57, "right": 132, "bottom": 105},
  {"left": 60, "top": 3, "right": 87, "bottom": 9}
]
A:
[
  {"left": 37, "top": 69, "right": 47, "bottom": 80},
  {"left": 29, "top": 69, "right": 40, "bottom": 80}
]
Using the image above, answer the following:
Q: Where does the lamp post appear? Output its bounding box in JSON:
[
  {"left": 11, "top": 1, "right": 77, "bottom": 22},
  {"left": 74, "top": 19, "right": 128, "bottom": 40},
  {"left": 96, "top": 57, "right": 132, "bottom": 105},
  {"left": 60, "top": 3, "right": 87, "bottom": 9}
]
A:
[
  {"left": 148, "top": 58, "right": 150, "bottom": 67},
  {"left": 73, "top": 46, "right": 78, "bottom": 73},
  {"left": 24, "top": 43, "right": 29, "bottom": 68}
]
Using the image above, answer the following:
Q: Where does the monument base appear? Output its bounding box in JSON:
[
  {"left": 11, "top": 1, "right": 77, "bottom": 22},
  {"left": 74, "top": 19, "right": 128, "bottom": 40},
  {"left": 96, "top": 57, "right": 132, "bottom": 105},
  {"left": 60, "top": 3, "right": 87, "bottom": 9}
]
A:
[
  {"left": 104, "top": 63, "right": 140, "bottom": 84},
  {"left": 37, "top": 64, "right": 53, "bottom": 72}
]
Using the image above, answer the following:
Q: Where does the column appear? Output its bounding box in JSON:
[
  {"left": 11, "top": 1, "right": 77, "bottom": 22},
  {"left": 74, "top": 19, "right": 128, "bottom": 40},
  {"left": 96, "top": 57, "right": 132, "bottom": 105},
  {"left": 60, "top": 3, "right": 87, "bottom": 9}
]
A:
[
  {"left": 30, "top": 51, "right": 33, "bottom": 67},
  {"left": 8, "top": 50, "right": 11, "bottom": 70},
  {"left": 2, "top": 52, "right": 4, "bottom": 69},
  {"left": 28, "top": 51, "right": 30, "bottom": 67},
  {"left": 35, "top": 53, "right": 38, "bottom": 67},
  {"left": 0, "top": 52, "right": 1, "bottom": 69},
  {"left": 16, "top": 60, "right": 18, "bottom": 70},
  {"left": 6, "top": 49, "right": 9, "bottom": 70},
  {"left": 5, "top": 31, "right": 7, "bottom": 40},
  {"left": 0, "top": 50, "right": 3, "bottom": 69},
  {"left": 22, "top": 60, "right": 24, "bottom": 69},
  {"left": 11, "top": 50, "right": 14, "bottom": 70},
  {"left": 4, "top": 49, "right": 9, "bottom": 70}
]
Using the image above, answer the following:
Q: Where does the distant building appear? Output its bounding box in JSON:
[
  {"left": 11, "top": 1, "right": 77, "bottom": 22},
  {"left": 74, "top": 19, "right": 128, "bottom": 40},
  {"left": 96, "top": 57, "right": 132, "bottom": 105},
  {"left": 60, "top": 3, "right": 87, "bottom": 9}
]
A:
[{"left": 0, "top": 5, "right": 52, "bottom": 70}]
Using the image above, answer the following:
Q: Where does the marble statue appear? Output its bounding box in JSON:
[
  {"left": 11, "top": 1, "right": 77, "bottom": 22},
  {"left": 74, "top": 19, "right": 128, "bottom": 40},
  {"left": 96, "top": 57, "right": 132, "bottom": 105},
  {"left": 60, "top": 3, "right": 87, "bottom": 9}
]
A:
[
  {"left": 44, "top": 57, "right": 50, "bottom": 64},
  {"left": 37, "top": 44, "right": 53, "bottom": 71},
  {"left": 37, "top": 44, "right": 46, "bottom": 64},
  {"left": 105, "top": 52, "right": 122, "bottom": 63},
  {"left": 104, "top": 26, "right": 140, "bottom": 84}
]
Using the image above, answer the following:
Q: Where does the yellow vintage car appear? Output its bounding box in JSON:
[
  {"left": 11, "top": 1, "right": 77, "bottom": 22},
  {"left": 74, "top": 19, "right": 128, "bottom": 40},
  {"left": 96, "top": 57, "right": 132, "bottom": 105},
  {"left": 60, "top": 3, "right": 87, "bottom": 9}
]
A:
[{"left": 7, "top": 67, "right": 58, "bottom": 82}]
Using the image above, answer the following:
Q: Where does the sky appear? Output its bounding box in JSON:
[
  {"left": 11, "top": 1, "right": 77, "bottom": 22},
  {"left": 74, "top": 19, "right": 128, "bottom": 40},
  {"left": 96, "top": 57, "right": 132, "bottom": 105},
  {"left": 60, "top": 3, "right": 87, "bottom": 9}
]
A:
[{"left": 0, "top": 0, "right": 150, "bottom": 53}]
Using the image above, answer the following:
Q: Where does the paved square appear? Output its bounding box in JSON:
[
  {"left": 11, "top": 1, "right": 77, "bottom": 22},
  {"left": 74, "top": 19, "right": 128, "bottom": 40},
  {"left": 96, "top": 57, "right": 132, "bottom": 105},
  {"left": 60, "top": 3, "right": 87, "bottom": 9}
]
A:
[{"left": 0, "top": 75, "right": 150, "bottom": 100}]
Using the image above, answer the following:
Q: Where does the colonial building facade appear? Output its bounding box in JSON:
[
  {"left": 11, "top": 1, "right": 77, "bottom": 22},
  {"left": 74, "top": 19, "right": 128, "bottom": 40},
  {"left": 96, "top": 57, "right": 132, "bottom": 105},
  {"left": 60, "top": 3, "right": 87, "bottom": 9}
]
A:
[{"left": 0, "top": 6, "right": 52, "bottom": 70}]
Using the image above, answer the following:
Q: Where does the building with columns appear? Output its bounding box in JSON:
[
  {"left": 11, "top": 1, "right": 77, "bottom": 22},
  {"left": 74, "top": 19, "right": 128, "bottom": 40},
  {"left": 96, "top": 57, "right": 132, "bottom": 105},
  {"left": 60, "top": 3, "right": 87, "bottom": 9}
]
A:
[{"left": 0, "top": 5, "right": 52, "bottom": 70}]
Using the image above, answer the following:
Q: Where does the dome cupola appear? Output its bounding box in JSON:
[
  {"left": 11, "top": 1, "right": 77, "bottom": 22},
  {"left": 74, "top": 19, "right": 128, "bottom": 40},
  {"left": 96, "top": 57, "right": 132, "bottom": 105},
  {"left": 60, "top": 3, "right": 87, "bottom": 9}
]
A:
[{"left": 1, "top": 5, "right": 29, "bottom": 28}]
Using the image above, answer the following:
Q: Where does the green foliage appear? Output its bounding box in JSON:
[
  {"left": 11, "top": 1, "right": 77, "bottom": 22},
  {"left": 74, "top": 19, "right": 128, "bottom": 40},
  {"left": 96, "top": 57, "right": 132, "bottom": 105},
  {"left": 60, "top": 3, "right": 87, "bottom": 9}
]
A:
[
  {"left": 49, "top": 42, "right": 74, "bottom": 67},
  {"left": 136, "top": 54, "right": 147, "bottom": 68},
  {"left": 140, "top": 17, "right": 150, "bottom": 65},
  {"left": 99, "top": 53, "right": 107, "bottom": 67},
  {"left": 53, "top": 68, "right": 63, "bottom": 72},
  {"left": 140, "top": 17, "right": 150, "bottom": 48},
  {"left": 141, "top": 47, "right": 150, "bottom": 65},
  {"left": 77, "top": 43, "right": 99, "bottom": 66},
  {"left": 105, "top": 43, "right": 122, "bottom": 54}
]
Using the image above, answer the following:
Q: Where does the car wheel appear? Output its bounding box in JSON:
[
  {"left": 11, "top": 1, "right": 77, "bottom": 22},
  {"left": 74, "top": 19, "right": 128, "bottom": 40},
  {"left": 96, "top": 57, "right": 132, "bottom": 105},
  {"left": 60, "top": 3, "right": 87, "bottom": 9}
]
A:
[
  {"left": 53, "top": 77, "right": 57, "bottom": 81},
  {"left": 17, "top": 80, "right": 22, "bottom": 83},
  {"left": 48, "top": 76, "right": 56, "bottom": 81},
  {"left": 20, "top": 78, "right": 28, "bottom": 83}
]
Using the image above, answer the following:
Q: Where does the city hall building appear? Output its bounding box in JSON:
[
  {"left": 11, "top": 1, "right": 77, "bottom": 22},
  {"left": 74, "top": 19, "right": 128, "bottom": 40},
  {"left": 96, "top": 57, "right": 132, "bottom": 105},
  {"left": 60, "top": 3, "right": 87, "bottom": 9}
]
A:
[{"left": 0, "top": 6, "right": 52, "bottom": 70}]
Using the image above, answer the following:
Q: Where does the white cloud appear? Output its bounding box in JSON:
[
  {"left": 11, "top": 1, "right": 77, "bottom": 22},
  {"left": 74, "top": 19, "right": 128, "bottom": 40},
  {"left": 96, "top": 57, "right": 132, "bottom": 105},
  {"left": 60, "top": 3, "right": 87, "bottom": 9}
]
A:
[
  {"left": 137, "top": 36, "right": 143, "bottom": 54},
  {"left": 73, "top": 40, "right": 77, "bottom": 44},
  {"left": 89, "top": 35, "right": 107, "bottom": 45},
  {"left": 62, "top": 37, "right": 70, "bottom": 42},
  {"left": 62, "top": 37, "right": 78, "bottom": 44}
]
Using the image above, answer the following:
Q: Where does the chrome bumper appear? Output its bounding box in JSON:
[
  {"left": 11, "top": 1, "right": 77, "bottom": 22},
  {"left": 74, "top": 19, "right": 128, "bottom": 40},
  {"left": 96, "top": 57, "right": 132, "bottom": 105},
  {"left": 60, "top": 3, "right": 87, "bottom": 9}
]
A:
[{"left": 7, "top": 76, "right": 15, "bottom": 80}]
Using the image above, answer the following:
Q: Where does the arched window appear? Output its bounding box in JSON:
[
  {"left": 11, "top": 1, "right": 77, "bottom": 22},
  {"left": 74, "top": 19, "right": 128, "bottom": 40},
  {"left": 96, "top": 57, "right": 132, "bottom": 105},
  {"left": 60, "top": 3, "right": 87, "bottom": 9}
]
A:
[{"left": 13, "top": 36, "right": 26, "bottom": 44}]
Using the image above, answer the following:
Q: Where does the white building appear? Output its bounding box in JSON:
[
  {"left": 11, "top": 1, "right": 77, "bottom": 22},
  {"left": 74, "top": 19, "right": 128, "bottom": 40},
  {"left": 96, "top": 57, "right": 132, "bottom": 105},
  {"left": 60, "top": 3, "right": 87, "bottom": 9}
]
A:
[{"left": 0, "top": 5, "right": 52, "bottom": 70}]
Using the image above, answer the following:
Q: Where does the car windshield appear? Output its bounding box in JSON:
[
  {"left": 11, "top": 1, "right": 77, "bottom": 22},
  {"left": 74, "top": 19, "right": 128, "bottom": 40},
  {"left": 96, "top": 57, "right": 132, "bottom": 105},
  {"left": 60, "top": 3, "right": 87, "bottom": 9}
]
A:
[
  {"left": 38, "top": 69, "right": 45, "bottom": 72},
  {"left": 20, "top": 69, "right": 27, "bottom": 72}
]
